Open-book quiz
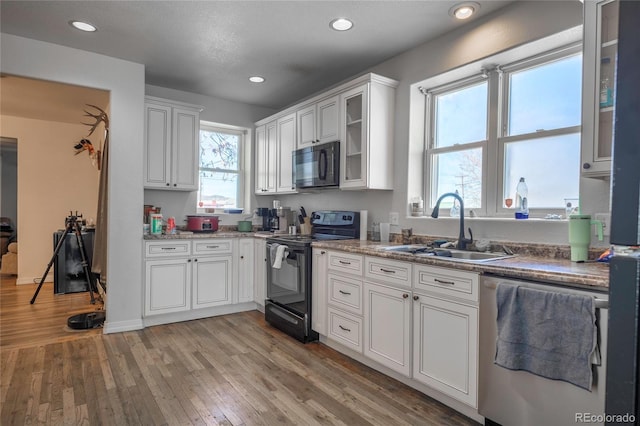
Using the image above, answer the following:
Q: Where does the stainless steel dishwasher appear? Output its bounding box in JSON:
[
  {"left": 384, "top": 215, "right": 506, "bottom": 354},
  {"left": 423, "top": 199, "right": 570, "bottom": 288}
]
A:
[{"left": 479, "top": 275, "right": 608, "bottom": 426}]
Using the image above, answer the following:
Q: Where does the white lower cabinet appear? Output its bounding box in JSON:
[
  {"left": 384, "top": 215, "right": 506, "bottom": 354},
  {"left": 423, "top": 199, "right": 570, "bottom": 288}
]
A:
[
  {"left": 363, "top": 281, "right": 412, "bottom": 376},
  {"left": 145, "top": 258, "right": 191, "bottom": 316},
  {"left": 236, "top": 238, "right": 254, "bottom": 304},
  {"left": 192, "top": 255, "right": 233, "bottom": 308},
  {"left": 254, "top": 238, "right": 267, "bottom": 307},
  {"left": 312, "top": 248, "right": 328, "bottom": 335},
  {"left": 144, "top": 238, "right": 258, "bottom": 322},
  {"left": 412, "top": 293, "right": 478, "bottom": 408},
  {"left": 327, "top": 306, "right": 363, "bottom": 352},
  {"left": 318, "top": 251, "right": 480, "bottom": 411}
]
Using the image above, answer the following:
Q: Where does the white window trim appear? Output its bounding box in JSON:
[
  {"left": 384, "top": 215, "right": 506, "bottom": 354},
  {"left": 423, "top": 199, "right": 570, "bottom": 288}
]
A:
[
  {"left": 495, "top": 43, "right": 583, "bottom": 217},
  {"left": 197, "top": 121, "right": 250, "bottom": 213},
  {"left": 424, "top": 74, "right": 489, "bottom": 216},
  {"left": 421, "top": 41, "right": 583, "bottom": 219}
]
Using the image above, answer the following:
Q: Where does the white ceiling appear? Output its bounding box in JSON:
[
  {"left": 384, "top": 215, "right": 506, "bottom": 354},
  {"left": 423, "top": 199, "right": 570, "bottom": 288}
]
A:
[{"left": 0, "top": 0, "right": 514, "bottom": 111}]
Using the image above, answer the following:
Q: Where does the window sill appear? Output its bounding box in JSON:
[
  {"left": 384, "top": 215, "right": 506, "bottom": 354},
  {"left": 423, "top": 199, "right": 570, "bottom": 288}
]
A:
[{"left": 407, "top": 215, "right": 568, "bottom": 223}]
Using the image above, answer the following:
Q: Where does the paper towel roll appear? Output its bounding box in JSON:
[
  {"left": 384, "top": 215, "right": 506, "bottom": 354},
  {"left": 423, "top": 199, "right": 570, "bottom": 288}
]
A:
[{"left": 360, "top": 210, "right": 368, "bottom": 241}]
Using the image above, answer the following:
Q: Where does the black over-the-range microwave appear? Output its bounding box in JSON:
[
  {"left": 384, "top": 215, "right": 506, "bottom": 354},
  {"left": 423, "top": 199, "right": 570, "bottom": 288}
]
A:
[{"left": 293, "top": 140, "right": 340, "bottom": 189}]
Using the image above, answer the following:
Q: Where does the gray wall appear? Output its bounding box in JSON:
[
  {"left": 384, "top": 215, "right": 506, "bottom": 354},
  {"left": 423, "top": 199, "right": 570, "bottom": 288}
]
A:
[
  {"left": 262, "top": 1, "right": 611, "bottom": 246},
  {"left": 1, "top": 34, "right": 146, "bottom": 333}
]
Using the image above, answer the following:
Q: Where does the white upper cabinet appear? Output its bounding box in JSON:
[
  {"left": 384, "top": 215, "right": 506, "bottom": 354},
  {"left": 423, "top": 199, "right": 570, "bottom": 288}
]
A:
[
  {"left": 276, "top": 112, "right": 297, "bottom": 193},
  {"left": 255, "top": 115, "right": 296, "bottom": 195},
  {"left": 296, "top": 95, "right": 339, "bottom": 149},
  {"left": 255, "top": 73, "right": 398, "bottom": 192},
  {"left": 144, "top": 96, "right": 202, "bottom": 190},
  {"left": 581, "top": 0, "right": 618, "bottom": 177},
  {"left": 340, "top": 78, "right": 396, "bottom": 190},
  {"left": 255, "top": 120, "right": 277, "bottom": 194}
]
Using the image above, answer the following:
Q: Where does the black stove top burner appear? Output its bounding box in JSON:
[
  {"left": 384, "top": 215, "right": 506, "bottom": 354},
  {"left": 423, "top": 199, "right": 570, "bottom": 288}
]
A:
[{"left": 266, "top": 210, "right": 360, "bottom": 246}]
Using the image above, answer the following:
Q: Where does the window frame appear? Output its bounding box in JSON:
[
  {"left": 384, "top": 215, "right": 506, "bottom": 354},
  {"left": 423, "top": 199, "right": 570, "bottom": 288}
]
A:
[
  {"left": 422, "top": 42, "right": 583, "bottom": 219},
  {"left": 197, "top": 121, "right": 248, "bottom": 212},
  {"left": 496, "top": 43, "right": 583, "bottom": 216},
  {"left": 424, "top": 73, "right": 490, "bottom": 217}
]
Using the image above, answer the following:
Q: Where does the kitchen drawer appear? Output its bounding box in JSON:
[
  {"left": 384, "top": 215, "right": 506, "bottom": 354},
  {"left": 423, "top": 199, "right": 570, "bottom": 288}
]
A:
[
  {"left": 145, "top": 241, "right": 191, "bottom": 258},
  {"left": 413, "top": 264, "right": 479, "bottom": 303},
  {"left": 328, "top": 273, "right": 363, "bottom": 315},
  {"left": 327, "top": 307, "right": 363, "bottom": 353},
  {"left": 192, "top": 239, "right": 233, "bottom": 255},
  {"left": 328, "top": 251, "right": 363, "bottom": 276},
  {"left": 365, "top": 256, "right": 412, "bottom": 289}
]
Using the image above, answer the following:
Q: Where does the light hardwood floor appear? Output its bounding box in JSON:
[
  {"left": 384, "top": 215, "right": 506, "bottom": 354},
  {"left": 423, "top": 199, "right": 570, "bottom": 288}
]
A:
[{"left": 1, "top": 277, "right": 478, "bottom": 425}]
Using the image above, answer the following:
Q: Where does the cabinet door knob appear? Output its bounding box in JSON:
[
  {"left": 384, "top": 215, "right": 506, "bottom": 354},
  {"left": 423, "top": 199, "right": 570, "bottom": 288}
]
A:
[
  {"left": 402, "top": 293, "right": 409, "bottom": 299},
  {"left": 173, "top": 183, "right": 177, "bottom": 187},
  {"left": 321, "top": 250, "right": 326, "bottom": 254},
  {"left": 583, "top": 163, "right": 591, "bottom": 169},
  {"left": 194, "top": 258, "right": 198, "bottom": 262},
  {"left": 166, "top": 183, "right": 170, "bottom": 186},
  {"left": 240, "top": 256, "right": 244, "bottom": 259},
  {"left": 187, "top": 259, "right": 191, "bottom": 262},
  {"left": 413, "top": 295, "right": 419, "bottom": 301}
]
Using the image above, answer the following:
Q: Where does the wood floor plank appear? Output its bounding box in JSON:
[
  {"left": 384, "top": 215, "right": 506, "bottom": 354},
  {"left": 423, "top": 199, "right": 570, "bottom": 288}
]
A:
[{"left": 2, "top": 276, "right": 479, "bottom": 426}]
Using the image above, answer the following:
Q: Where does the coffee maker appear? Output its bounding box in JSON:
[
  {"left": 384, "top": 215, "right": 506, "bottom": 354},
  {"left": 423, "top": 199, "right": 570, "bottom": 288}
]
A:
[
  {"left": 256, "top": 207, "right": 271, "bottom": 231},
  {"left": 275, "top": 207, "right": 292, "bottom": 234},
  {"left": 268, "top": 208, "right": 279, "bottom": 232}
]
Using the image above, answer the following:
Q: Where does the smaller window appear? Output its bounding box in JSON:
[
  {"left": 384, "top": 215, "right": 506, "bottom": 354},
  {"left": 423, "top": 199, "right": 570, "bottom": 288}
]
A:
[
  {"left": 427, "top": 78, "right": 488, "bottom": 211},
  {"left": 198, "top": 124, "right": 245, "bottom": 210}
]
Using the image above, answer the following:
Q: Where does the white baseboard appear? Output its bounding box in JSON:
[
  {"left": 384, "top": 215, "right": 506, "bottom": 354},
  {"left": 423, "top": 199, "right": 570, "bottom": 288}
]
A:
[
  {"left": 16, "top": 274, "right": 52, "bottom": 285},
  {"left": 103, "top": 318, "right": 144, "bottom": 334}
]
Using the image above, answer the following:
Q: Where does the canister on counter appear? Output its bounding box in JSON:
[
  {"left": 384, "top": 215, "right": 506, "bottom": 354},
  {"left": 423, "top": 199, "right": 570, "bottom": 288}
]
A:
[
  {"left": 150, "top": 213, "right": 163, "bottom": 234},
  {"left": 167, "top": 217, "right": 176, "bottom": 234}
]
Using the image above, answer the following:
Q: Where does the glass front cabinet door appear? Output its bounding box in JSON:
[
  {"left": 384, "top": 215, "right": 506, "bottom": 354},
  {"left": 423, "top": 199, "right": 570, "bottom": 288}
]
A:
[{"left": 581, "top": 0, "right": 618, "bottom": 177}]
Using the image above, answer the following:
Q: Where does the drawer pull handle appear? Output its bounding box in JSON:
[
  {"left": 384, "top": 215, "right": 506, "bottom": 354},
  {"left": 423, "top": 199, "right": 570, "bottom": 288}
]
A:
[
  {"left": 380, "top": 268, "right": 395, "bottom": 274},
  {"left": 339, "top": 260, "right": 351, "bottom": 265},
  {"left": 206, "top": 245, "right": 220, "bottom": 249},
  {"left": 339, "top": 290, "right": 351, "bottom": 295},
  {"left": 434, "top": 278, "right": 455, "bottom": 286},
  {"left": 339, "top": 325, "right": 351, "bottom": 332},
  {"left": 161, "top": 247, "right": 176, "bottom": 250}
]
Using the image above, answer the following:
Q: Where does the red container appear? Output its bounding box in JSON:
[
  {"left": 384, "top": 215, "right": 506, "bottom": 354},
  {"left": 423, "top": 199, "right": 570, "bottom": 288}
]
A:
[{"left": 186, "top": 215, "right": 219, "bottom": 232}]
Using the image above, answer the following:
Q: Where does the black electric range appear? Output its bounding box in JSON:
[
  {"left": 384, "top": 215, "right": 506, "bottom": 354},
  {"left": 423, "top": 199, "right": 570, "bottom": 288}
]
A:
[{"left": 265, "top": 210, "right": 360, "bottom": 342}]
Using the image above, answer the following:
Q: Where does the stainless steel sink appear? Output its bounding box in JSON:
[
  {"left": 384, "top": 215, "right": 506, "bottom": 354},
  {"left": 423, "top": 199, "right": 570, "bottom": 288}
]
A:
[
  {"left": 378, "top": 245, "right": 514, "bottom": 262},
  {"left": 422, "top": 249, "right": 514, "bottom": 262},
  {"left": 378, "top": 245, "right": 432, "bottom": 254}
]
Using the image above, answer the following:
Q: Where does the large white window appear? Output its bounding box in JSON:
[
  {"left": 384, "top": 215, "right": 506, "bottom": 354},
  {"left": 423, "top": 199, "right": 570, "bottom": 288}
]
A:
[
  {"left": 424, "top": 44, "right": 582, "bottom": 217},
  {"left": 197, "top": 122, "right": 247, "bottom": 210}
]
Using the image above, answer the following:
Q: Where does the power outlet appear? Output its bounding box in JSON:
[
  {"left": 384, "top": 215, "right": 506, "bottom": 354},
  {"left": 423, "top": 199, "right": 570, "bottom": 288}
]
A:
[
  {"left": 594, "top": 213, "right": 611, "bottom": 237},
  {"left": 389, "top": 212, "right": 399, "bottom": 225}
]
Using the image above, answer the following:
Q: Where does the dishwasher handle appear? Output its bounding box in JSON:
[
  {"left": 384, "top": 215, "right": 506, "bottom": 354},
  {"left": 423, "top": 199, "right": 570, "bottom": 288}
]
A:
[{"left": 482, "top": 280, "right": 609, "bottom": 309}]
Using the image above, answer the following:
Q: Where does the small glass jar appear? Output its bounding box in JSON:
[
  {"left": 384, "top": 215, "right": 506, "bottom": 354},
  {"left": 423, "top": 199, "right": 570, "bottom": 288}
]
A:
[{"left": 372, "top": 222, "right": 380, "bottom": 241}]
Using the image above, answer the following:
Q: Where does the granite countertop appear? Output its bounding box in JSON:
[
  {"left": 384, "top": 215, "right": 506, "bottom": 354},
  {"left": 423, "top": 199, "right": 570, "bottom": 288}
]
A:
[
  {"left": 311, "top": 239, "right": 610, "bottom": 291},
  {"left": 143, "top": 230, "right": 274, "bottom": 240}
]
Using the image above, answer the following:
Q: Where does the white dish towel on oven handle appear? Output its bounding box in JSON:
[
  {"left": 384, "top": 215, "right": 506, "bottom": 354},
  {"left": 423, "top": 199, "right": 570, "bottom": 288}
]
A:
[{"left": 270, "top": 244, "right": 289, "bottom": 269}]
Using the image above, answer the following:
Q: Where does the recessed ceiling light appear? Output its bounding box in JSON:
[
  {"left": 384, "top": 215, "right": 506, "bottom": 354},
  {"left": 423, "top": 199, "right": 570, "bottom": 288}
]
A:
[
  {"left": 449, "top": 2, "right": 480, "bottom": 20},
  {"left": 330, "top": 18, "right": 354, "bottom": 31},
  {"left": 69, "top": 20, "right": 97, "bottom": 32},
  {"left": 249, "top": 76, "right": 265, "bottom": 83}
]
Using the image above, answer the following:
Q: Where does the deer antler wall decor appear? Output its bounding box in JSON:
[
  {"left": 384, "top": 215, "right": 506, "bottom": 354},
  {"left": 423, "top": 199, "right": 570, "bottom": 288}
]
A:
[{"left": 74, "top": 104, "right": 110, "bottom": 170}]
